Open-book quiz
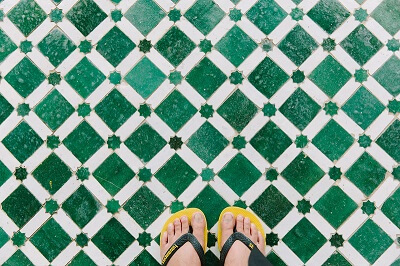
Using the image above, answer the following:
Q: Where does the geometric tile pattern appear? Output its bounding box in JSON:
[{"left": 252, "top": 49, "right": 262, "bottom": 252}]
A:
[{"left": 0, "top": 0, "right": 400, "bottom": 265}]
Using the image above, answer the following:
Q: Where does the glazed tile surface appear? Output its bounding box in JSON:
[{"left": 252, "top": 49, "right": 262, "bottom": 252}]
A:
[{"left": 0, "top": 0, "right": 400, "bottom": 265}]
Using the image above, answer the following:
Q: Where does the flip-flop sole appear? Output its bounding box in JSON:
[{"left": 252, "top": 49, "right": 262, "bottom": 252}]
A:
[
  {"left": 218, "top": 206, "right": 265, "bottom": 250},
  {"left": 161, "top": 208, "right": 208, "bottom": 253}
]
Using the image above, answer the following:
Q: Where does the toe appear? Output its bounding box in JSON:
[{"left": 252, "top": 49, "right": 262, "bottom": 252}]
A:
[
  {"left": 191, "top": 212, "right": 206, "bottom": 247},
  {"left": 244, "top": 217, "right": 251, "bottom": 236},
  {"left": 162, "top": 231, "right": 168, "bottom": 245},
  {"left": 221, "top": 212, "right": 235, "bottom": 246},
  {"left": 167, "top": 223, "right": 174, "bottom": 242},
  {"left": 181, "top": 216, "right": 189, "bottom": 233},
  {"left": 250, "top": 223, "right": 258, "bottom": 243},
  {"left": 257, "top": 231, "right": 265, "bottom": 255},
  {"left": 174, "top": 218, "right": 181, "bottom": 235},
  {"left": 236, "top": 215, "right": 244, "bottom": 233}
]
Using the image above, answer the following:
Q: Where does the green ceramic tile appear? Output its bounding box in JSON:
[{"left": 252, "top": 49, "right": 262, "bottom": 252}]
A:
[
  {"left": 187, "top": 121, "right": 229, "bottom": 164},
  {"left": 323, "top": 252, "right": 351, "bottom": 266},
  {"left": 30, "top": 218, "right": 71, "bottom": 262},
  {"left": 341, "top": 25, "right": 383, "bottom": 65},
  {"left": 95, "top": 89, "right": 136, "bottom": 132},
  {"left": 8, "top": 0, "right": 46, "bottom": 36},
  {"left": 266, "top": 252, "right": 287, "bottom": 266},
  {"left": 215, "top": 25, "right": 257, "bottom": 67},
  {"left": 372, "top": 0, "right": 400, "bottom": 35},
  {"left": 314, "top": 186, "right": 358, "bottom": 228},
  {"left": 63, "top": 121, "right": 104, "bottom": 163},
  {"left": 248, "top": 57, "right": 289, "bottom": 98},
  {"left": 312, "top": 120, "right": 354, "bottom": 161},
  {"left": 0, "top": 161, "right": 12, "bottom": 187},
  {"left": 349, "top": 219, "right": 393, "bottom": 263},
  {"left": 32, "top": 153, "right": 72, "bottom": 194},
  {"left": 377, "top": 119, "right": 400, "bottom": 162},
  {"left": 345, "top": 152, "right": 386, "bottom": 195},
  {"left": 3, "top": 250, "right": 34, "bottom": 266},
  {"left": 0, "top": 94, "right": 13, "bottom": 125},
  {"left": 125, "top": 123, "right": 167, "bottom": 163},
  {"left": 246, "top": 0, "right": 287, "bottom": 35},
  {"left": 0, "top": 227, "right": 9, "bottom": 249},
  {"left": 250, "top": 185, "right": 293, "bottom": 228},
  {"left": 307, "top": 0, "right": 350, "bottom": 34},
  {"left": 5, "top": 57, "right": 46, "bottom": 98},
  {"left": 125, "top": 0, "right": 165, "bottom": 36},
  {"left": 0, "top": 29, "right": 17, "bottom": 63},
  {"left": 381, "top": 187, "right": 400, "bottom": 228},
  {"left": 184, "top": 0, "right": 224, "bottom": 35},
  {"left": 281, "top": 152, "right": 325, "bottom": 195},
  {"left": 130, "top": 250, "right": 159, "bottom": 265},
  {"left": 69, "top": 251, "right": 96, "bottom": 266},
  {"left": 342, "top": 86, "right": 385, "bottom": 129},
  {"left": 217, "top": 90, "right": 258, "bottom": 132},
  {"left": 279, "top": 88, "right": 320, "bottom": 130},
  {"left": 373, "top": 55, "right": 400, "bottom": 96},
  {"left": 62, "top": 185, "right": 102, "bottom": 228},
  {"left": 155, "top": 154, "right": 197, "bottom": 197},
  {"left": 309, "top": 55, "right": 351, "bottom": 98},
  {"left": 93, "top": 153, "right": 135, "bottom": 196},
  {"left": 218, "top": 153, "right": 261, "bottom": 196},
  {"left": 186, "top": 57, "right": 227, "bottom": 99},
  {"left": 283, "top": 218, "right": 326, "bottom": 263},
  {"left": 92, "top": 218, "right": 135, "bottom": 261}
]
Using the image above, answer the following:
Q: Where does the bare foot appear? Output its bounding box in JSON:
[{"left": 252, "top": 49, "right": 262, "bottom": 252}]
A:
[
  {"left": 160, "top": 212, "right": 206, "bottom": 266},
  {"left": 220, "top": 212, "right": 265, "bottom": 266}
]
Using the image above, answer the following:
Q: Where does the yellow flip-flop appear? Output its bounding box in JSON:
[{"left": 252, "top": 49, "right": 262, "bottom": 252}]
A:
[
  {"left": 160, "top": 208, "right": 207, "bottom": 265},
  {"left": 218, "top": 207, "right": 266, "bottom": 265}
]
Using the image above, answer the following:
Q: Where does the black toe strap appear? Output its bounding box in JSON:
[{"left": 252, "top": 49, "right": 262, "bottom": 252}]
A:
[
  {"left": 161, "top": 233, "right": 205, "bottom": 266},
  {"left": 220, "top": 232, "right": 256, "bottom": 266}
]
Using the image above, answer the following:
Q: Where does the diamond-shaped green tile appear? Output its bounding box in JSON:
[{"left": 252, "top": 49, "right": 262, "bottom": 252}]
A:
[
  {"left": 130, "top": 250, "right": 159, "bottom": 265},
  {"left": 342, "top": 86, "right": 385, "bottom": 129},
  {"left": 381, "top": 187, "right": 400, "bottom": 228},
  {"left": 309, "top": 55, "right": 351, "bottom": 98},
  {"left": 323, "top": 252, "right": 352, "bottom": 266},
  {"left": 267, "top": 252, "right": 286, "bottom": 266},
  {"left": 95, "top": 89, "right": 136, "bottom": 132},
  {"left": 314, "top": 186, "right": 357, "bottom": 228},
  {"left": 0, "top": 29, "right": 17, "bottom": 63},
  {"left": 248, "top": 57, "right": 289, "bottom": 98},
  {"left": 125, "top": 57, "right": 166, "bottom": 99},
  {"left": 32, "top": 153, "right": 72, "bottom": 194},
  {"left": 93, "top": 153, "right": 135, "bottom": 196},
  {"left": 250, "top": 121, "right": 292, "bottom": 163},
  {"left": 372, "top": 0, "right": 400, "bottom": 35},
  {"left": 281, "top": 152, "right": 325, "bottom": 195},
  {"left": 0, "top": 161, "right": 12, "bottom": 187},
  {"left": 63, "top": 121, "right": 105, "bottom": 163},
  {"left": 0, "top": 228, "right": 8, "bottom": 249},
  {"left": 0, "top": 94, "right": 13, "bottom": 124},
  {"left": 215, "top": 25, "right": 257, "bottom": 67},
  {"left": 188, "top": 185, "right": 229, "bottom": 229},
  {"left": 312, "top": 120, "right": 353, "bottom": 161},
  {"left": 187, "top": 121, "right": 229, "bottom": 164},
  {"left": 65, "top": 57, "right": 106, "bottom": 99},
  {"left": 69, "top": 251, "right": 96, "bottom": 266},
  {"left": 341, "top": 25, "right": 383, "bottom": 65},
  {"left": 373, "top": 56, "right": 400, "bottom": 96},
  {"left": 349, "top": 219, "right": 393, "bottom": 264},
  {"left": 8, "top": 0, "right": 47, "bottom": 36},
  {"left": 377, "top": 120, "right": 400, "bottom": 162},
  {"left": 3, "top": 250, "right": 34, "bottom": 266},
  {"left": 35, "top": 89, "right": 74, "bottom": 131},
  {"left": 246, "top": 0, "right": 287, "bottom": 35},
  {"left": 62, "top": 185, "right": 102, "bottom": 228},
  {"left": 250, "top": 185, "right": 293, "bottom": 228},
  {"left": 92, "top": 218, "right": 135, "bottom": 261},
  {"left": 345, "top": 152, "right": 386, "bottom": 196},
  {"left": 307, "top": 0, "right": 350, "bottom": 34},
  {"left": 30, "top": 218, "right": 71, "bottom": 262},
  {"left": 283, "top": 218, "right": 326, "bottom": 263},
  {"left": 185, "top": 0, "right": 224, "bottom": 35},
  {"left": 278, "top": 25, "right": 318, "bottom": 66},
  {"left": 124, "top": 186, "right": 165, "bottom": 229},
  {"left": 125, "top": 123, "right": 167, "bottom": 163},
  {"left": 96, "top": 26, "right": 136, "bottom": 67},
  {"left": 155, "top": 90, "right": 197, "bottom": 132},
  {"left": 217, "top": 90, "right": 258, "bottom": 132},
  {"left": 125, "top": 0, "right": 165, "bottom": 36},
  {"left": 2, "top": 121, "right": 43, "bottom": 163},
  {"left": 38, "top": 28, "right": 76, "bottom": 67},
  {"left": 1, "top": 185, "right": 41, "bottom": 227},
  {"left": 155, "top": 26, "right": 196, "bottom": 66},
  {"left": 155, "top": 154, "right": 197, "bottom": 197},
  {"left": 66, "top": 0, "right": 107, "bottom": 36},
  {"left": 5, "top": 57, "right": 46, "bottom": 98},
  {"left": 219, "top": 153, "right": 261, "bottom": 196},
  {"left": 279, "top": 88, "right": 320, "bottom": 130},
  {"left": 186, "top": 57, "right": 227, "bottom": 99}
]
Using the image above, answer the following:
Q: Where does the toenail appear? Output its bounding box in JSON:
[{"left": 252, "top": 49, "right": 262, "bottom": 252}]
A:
[
  {"left": 195, "top": 213, "right": 202, "bottom": 221},
  {"left": 224, "top": 213, "right": 233, "bottom": 221}
]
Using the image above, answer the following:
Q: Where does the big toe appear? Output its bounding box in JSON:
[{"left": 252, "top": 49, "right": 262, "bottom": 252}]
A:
[
  {"left": 221, "top": 212, "right": 235, "bottom": 246},
  {"left": 191, "top": 212, "right": 206, "bottom": 247}
]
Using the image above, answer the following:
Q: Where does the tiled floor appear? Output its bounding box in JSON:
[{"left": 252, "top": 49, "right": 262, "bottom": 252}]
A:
[{"left": 0, "top": 0, "right": 400, "bottom": 265}]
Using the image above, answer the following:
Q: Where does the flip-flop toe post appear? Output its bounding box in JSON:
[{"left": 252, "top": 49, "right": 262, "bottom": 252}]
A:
[{"left": 160, "top": 208, "right": 207, "bottom": 266}]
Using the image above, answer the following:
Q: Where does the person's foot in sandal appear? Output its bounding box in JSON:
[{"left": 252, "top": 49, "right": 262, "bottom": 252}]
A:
[
  {"left": 220, "top": 212, "right": 265, "bottom": 265},
  {"left": 160, "top": 212, "right": 206, "bottom": 266}
]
